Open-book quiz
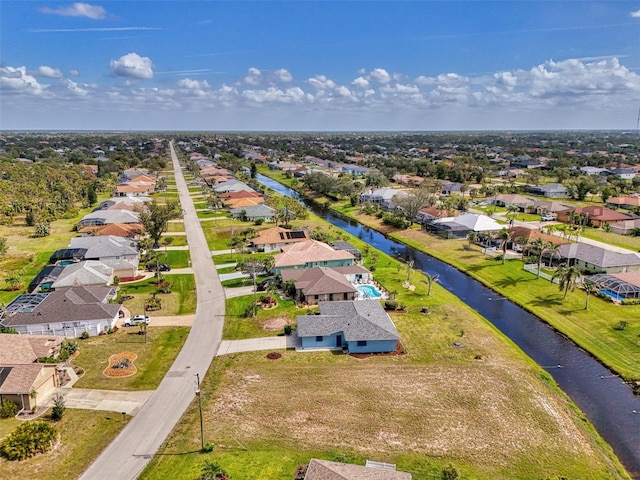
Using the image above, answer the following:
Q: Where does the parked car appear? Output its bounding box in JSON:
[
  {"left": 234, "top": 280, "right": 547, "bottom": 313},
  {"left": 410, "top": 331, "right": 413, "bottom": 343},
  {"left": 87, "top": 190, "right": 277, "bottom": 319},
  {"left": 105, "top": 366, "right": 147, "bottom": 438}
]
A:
[
  {"left": 146, "top": 263, "right": 171, "bottom": 272},
  {"left": 123, "top": 314, "right": 151, "bottom": 327},
  {"left": 541, "top": 214, "right": 556, "bottom": 221},
  {"left": 257, "top": 278, "right": 277, "bottom": 291}
]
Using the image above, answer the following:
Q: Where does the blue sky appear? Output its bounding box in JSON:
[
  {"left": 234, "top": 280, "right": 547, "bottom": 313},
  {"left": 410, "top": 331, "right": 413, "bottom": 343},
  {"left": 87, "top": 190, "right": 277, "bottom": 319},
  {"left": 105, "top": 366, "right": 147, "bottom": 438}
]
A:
[{"left": 1, "top": 1, "right": 640, "bottom": 131}]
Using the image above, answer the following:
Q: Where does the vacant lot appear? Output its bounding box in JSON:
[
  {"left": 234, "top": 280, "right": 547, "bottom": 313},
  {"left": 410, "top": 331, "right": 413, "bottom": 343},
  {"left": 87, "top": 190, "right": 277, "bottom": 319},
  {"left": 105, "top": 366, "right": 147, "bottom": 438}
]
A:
[
  {"left": 0, "top": 410, "right": 127, "bottom": 480},
  {"left": 72, "top": 326, "right": 189, "bottom": 390}
]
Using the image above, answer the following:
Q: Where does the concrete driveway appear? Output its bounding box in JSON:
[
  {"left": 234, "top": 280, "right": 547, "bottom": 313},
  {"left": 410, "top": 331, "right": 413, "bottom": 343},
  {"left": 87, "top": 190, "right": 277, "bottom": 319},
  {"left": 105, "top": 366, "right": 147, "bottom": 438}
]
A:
[
  {"left": 44, "top": 389, "right": 154, "bottom": 416},
  {"left": 217, "top": 335, "right": 301, "bottom": 356}
]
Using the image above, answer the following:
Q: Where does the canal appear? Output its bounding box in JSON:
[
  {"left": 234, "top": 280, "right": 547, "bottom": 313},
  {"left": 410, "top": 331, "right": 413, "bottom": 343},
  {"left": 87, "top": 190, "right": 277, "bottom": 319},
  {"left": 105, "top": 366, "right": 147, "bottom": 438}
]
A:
[{"left": 257, "top": 173, "right": 640, "bottom": 477}]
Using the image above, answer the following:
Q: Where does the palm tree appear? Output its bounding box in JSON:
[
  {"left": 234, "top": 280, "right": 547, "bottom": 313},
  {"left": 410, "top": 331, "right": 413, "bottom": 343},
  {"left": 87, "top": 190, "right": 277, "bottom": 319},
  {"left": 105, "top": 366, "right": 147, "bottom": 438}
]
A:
[
  {"left": 497, "top": 228, "right": 511, "bottom": 264},
  {"left": 422, "top": 272, "right": 440, "bottom": 296},
  {"left": 582, "top": 280, "right": 598, "bottom": 310},
  {"left": 506, "top": 204, "right": 519, "bottom": 226},
  {"left": 405, "top": 259, "right": 414, "bottom": 282},
  {"left": 466, "top": 230, "right": 478, "bottom": 248},
  {"left": 230, "top": 236, "right": 244, "bottom": 261},
  {"left": 553, "top": 263, "right": 581, "bottom": 299}
]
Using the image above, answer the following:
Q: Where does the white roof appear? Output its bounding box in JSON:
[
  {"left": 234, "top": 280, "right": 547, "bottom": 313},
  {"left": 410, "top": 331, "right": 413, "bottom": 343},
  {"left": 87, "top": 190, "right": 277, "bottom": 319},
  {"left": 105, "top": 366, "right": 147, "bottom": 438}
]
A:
[{"left": 433, "top": 213, "right": 503, "bottom": 232}]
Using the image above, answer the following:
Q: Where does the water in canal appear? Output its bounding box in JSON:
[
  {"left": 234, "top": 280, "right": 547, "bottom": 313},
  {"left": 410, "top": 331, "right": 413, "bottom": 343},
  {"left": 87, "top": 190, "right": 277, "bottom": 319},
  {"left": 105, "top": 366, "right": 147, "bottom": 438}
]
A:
[{"left": 257, "top": 174, "right": 640, "bottom": 477}]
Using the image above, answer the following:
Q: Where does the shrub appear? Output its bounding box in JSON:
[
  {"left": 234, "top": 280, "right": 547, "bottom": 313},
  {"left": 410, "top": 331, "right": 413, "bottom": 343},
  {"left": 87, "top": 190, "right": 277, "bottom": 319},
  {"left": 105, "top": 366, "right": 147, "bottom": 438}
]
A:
[
  {"left": 621, "top": 298, "right": 640, "bottom": 305},
  {"left": 243, "top": 303, "right": 258, "bottom": 318},
  {"left": 253, "top": 218, "right": 264, "bottom": 226},
  {"left": 384, "top": 300, "right": 399, "bottom": 311},
  {"left": 0, "top": 399, "right": 18, "bottom": 418},
  {"left": 441, "top": 464, "right": 459, "bottom": 480},
  {"left": 50, "top": 394, "right": 66, "bottom": 421},
  {"left": 198, "top": 460, "right": 230, "bottom": 480},
  {"left": 382, "top": 213, "right": 410, "bottom": 229},
  {"left": 294, "top": 464, "right": 308, "bottom": 480},
  {"left": 0, "top": 326, "right": 18, "bottom": 334},
  {"left": 284, "top": 325, "right": 292, "bottom": 335},
  {"left": 0, "top": 421, "right": 58, "bottom": 460},
  {"left": 37, "top": 356, "right": 58, "bottom": 364},
  {"left": 613, "top": 321, "right": 628, "bottom": 331},
  {"left": 80, "top": 331, "right": 90, "bottom": 340},
  {"left": 157, "top": 279, "right": 173, "bottom": 294}
]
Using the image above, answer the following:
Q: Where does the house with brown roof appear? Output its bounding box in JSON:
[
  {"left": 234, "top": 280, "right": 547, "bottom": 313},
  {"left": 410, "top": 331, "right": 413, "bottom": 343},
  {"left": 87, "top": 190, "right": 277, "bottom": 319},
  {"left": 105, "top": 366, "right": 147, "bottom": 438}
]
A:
[
  {"left": 79, "top": 223, "right": 144, "bottom": 238},
  {"left": 610, "top": 218, "right": 640, "bottom": 236},
  {"left": 304, "top": 459, "right": 412, "bottom": 479},
  {"left": 556, "top": 206, "right": 633, "bottom": 228},
  {"left": 280, "top": 266, "right": 371, "bottom": 304},
  {"left": 0, "top": 363, "right": 59, "bottom": 411},
  {"left": 605, "top": 196, "right": 640, "bottom": 211},
  {"left": 274, "top": 240, "right": 355, "bottom": 274},
  {"left": 0, "top": 334, "right": 65, "bottom": 363},
  {"left": 218, "top": 190, "right": 262, "bottom": 199},
  {"left": 250, "top": 227, "right": 310, "bottom": 252},
  {"left": 508, "top": 226, "right": 570, "bottom": 249},
  {"left": 223, "top": 197, "right": 265, "bottom": 209},
  {"left": 0, "top": 286, "right": 121, "bottom": 337}
]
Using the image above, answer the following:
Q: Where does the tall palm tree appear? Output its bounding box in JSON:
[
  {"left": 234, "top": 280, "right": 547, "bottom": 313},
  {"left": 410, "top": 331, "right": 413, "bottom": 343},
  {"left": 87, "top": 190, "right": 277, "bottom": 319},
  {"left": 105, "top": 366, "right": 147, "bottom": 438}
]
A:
[
  {"left": 497, "top": 228, "right": 511, "bottom": 264},
  {"left": 553, "top": 263, "right": 582, "bottom": 299},
  {"left": 506, "top": 204, "right": 519, "bottom": 226},
  {"left": 466, "top": 230, "right": 478, "bottom": 247},
  {"left": 582, "top": 280, "right": 598, "bottom": 310}
]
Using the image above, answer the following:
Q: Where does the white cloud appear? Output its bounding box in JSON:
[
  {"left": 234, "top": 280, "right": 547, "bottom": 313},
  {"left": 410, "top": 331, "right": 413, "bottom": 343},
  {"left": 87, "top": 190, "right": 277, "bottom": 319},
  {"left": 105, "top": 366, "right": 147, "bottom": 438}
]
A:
[
  {"left": 70, "top": 69, "right": 80, "bottom": 76},
  {"left": 0, "top": 66, "right": 46, "bottom": 95},
  {"left": 177, "top": 78, "right": 210, "bottom": 90},
  {"left": 369, "top": 68, "right": 391, "bottom": 84},
  {"left": 308, "top": 75, "right": 337, "bottom": 90},
  {"left": 351, "top": 76, "right": 369, "bottom": 88},
  {"left": 244, "top": 67, "right": 262, "bottom": 85},
  {"left": 39, "top": 3, "right": 107, "bottom": 20},
  {"left": 274, "top": 68, "right": 293, "bottom": 82},
  {"left": 33, "top": 65, "right": 63, "bottom": 78},
  {"left": 64, "top": 79, "right": 91, "bottom": 96},
  {"left": 631, "top": 9, "right": 640, "bottom": 18},
  {"left": 242, "top": 86, "right": 310, "bottom": 104},
  {"left": 110, "top": 53, "right": 153, "bottom": 79}
]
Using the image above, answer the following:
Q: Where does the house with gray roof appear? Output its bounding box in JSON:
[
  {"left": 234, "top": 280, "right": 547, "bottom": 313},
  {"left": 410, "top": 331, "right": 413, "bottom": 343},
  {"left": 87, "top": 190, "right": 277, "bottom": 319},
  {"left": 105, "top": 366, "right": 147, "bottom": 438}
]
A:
[
  {"left": 69, "top": 236, "right": 139, "bottom": 278},
  {"left": 77, "top": 209, "right": 141, "bottom": 228},
  {"left": 230, "top": 204, "right": 276, "bottom": 222},
  {"left": 297, "top": 300, "right": 400, "bottom": 353},
  {"left": 526, "top": 183, "right": 569, "bottom": 198},
  {"left": 0, "top": 286, "right": 121, "bottom": 337},
  {"left": 360, "top": 187, "right": 407, "bottom": 207},
  {"left": 212, "top": 179, "right": 256, "bottom": 194},
  {"left": 51, "top": 260, "right": 113, "bottom": 289},
  {"left": 557, "top": 243, "right": 640, "bottom": 274},
  {"left": 304, "top": 459, "right": 412, "bottom": 480}
]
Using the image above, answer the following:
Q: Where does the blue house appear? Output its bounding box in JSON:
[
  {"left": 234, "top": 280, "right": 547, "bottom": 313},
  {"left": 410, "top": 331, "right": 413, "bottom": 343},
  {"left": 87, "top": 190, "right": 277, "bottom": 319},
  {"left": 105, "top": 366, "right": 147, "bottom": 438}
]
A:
[{"left": 297, "top": 300, "right": 400, "bottom": 354}]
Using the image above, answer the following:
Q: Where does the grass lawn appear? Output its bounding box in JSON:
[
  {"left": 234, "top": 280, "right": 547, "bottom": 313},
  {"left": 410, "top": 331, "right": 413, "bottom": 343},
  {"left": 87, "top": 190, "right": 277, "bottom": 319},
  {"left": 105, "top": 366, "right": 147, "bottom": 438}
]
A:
[
  {"left": 157, "top": 249, "right": 190, "bottom": 268},
  {"left": 580, "top": 228, "right": 640, "bottom": 251},
  {"left": 141, "top": 272, "right": 627, "bottom": 479},
  {"left": 167, "top": 221, "right": 185, "bottom": 233},
  {"left": 72, "top": 326, "right": 189, "bottom": 390},
  {"left": 215, "top": 266, "right": 236, "bottom": 274},
  {"left": 513, "top": 212, "right": 542, "bottom": 222},
  {"left": 213, "top": 252, "right": 275, "bottom": 265},
  {"left": 158, "top": 234, "right": 188, "bottom": 247},
  {"left": 119, "top": 274, "right": 197, "bottom": 316},
  {"left": 196, "top": 209, "right": 224, "bottom": 219},
  {"left": 0, "top": 410, "right": 128, "bottom": 480},
  {"left": 223, "top": 294, "right": 310, "bottom": 339}
]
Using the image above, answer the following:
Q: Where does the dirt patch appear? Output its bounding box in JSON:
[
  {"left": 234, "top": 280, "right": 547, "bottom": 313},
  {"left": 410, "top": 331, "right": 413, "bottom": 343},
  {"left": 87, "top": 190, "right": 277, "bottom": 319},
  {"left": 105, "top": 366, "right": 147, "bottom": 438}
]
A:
[
  {"left": 265, "top": 352, "right": 282, "bottom": 360},
  {"left": 103, "top": 352, "right": 138, "bottom": 378},
  {"left": 261, "top": 317, "right": 292, "bottom": 331}
]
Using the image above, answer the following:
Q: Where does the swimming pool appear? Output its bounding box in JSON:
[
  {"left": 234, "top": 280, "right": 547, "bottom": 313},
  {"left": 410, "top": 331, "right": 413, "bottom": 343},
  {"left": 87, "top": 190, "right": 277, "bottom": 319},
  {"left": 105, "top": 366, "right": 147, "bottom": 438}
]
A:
[
  {"left": 599, "top": 289, "right": 625, "bottom": 301},
  {"left": 357, "top": 284, "right": 382, "bottom": 298}
]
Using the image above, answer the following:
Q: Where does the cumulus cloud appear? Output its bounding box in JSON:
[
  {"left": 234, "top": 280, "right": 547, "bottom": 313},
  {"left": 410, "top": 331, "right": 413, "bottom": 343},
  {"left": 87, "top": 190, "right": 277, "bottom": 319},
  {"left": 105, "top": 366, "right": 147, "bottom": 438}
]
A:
[
  {"left": 0, "top": 66, "right": 46, "bottom": 95},
  {"left": 274, "top": 68, "right": 293, "bottom": 82},
  {"left": 110, "top": 53, "right": 153, "bottom": 79},
  {"left": 308, "top": 75, "right": 337, "bottom": 90},
  {"left": 369, "top": 68, "right": 391, "bottom": 84},
  {"left": 39, "top": 2, "right": 107, "bottom": 20},
  {"left": 631, "top": 9, "right": 640, "bottom": 18},
  {"left": 351, "top": 76, "right": 369, "bottom": 88},
  {"left": 70, "top": 69, "right": 80, "bottom": 76},
  {"left": 33, "top": 65, "right": 63, "bottom": 78},
  {"left": 242, "top": 86, "right": 310, "bottom": 104},
  {"left": 244, "top": 67, "right": 262, "bottom": 85},
  {"left": 177, "top": 78, "right": 210, "bottom": 90}
]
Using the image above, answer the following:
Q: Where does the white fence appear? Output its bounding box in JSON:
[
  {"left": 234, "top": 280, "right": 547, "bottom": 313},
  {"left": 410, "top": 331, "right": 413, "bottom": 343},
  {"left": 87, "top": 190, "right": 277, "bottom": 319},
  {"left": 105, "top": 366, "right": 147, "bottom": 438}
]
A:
[{"left": 523, "top": 264, "right": 583, "bottom": 285}]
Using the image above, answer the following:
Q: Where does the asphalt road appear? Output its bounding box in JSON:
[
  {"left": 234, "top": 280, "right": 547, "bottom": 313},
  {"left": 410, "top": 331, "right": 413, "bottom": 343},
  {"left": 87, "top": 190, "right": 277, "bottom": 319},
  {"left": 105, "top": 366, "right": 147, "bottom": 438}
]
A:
[{"left": 79, "top": 142, "right": 225, "bottom": 480}]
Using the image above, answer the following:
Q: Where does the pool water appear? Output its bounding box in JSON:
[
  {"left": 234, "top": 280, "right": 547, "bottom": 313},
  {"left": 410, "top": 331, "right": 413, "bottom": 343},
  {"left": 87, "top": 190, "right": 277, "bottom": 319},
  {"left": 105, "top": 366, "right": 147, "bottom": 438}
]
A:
[
  {"left": 357, "top": 285, "right": 382, "bottom": 298},
  {"left": 599, "top": 289, "right": 625, "bottom": 301}
]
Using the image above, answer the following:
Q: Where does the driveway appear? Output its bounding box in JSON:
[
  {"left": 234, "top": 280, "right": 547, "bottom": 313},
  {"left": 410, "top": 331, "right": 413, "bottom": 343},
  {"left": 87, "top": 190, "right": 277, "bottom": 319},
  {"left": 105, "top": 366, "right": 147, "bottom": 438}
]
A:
[
  {"left": 44, "top": 389, "right": 154, "bottom": 416},
  {"left": 217, "top": 335, "right": 301, "bottom": 356}
]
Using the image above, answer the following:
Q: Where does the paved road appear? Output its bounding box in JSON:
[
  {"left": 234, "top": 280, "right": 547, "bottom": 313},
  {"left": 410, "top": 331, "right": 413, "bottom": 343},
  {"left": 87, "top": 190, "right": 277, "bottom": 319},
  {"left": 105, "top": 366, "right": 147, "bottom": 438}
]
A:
[{"left": 79, "top": 141, "right": 226, "bottom": 480}]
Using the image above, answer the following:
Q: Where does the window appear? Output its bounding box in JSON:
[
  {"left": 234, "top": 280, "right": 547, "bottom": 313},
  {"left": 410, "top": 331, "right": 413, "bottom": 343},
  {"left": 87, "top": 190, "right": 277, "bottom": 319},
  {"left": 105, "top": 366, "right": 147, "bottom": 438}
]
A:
[
  {"left": 357, "top": 340, "right": 367, "bottom": 347},
  {"left": 316, "top": 336, "right": 323, "bottom": 342}
]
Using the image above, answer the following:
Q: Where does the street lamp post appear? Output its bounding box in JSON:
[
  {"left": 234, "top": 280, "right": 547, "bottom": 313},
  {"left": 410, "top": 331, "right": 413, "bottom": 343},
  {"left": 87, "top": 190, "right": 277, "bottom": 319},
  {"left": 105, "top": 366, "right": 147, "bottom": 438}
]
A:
[{"left": 195, "top": 373, "right": 204, "bottom": 451}]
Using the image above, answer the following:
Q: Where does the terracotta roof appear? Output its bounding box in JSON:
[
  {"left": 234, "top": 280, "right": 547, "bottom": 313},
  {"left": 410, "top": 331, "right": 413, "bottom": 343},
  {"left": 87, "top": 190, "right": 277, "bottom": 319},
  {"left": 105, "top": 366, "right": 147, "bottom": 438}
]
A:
[
  {"left": 611, "top": 271, "right": 640, "bottom": 288},
  {"left": 0, "top": 364, "right": 56, "bottom": 394},
  {"left": 607, "top": 196, "right": 640, "bottom": 207},
  {"left": 275, "top": 240, "right": 355, "bottom": 268},
  {"left": 304, "top": 459, "right": 412, "bottom": 479},
  {"left": 0, "top": 334, "right": 65, "bottom": 363},
  {"left": 218, "top": 190, "right": 262, "bottom": 199},
  {"left": 558, "top": 206, "right": 632, "bottom": 222},
  {"left": 223, "top": 197, "right": 265, "bottom": 208},
  {"left": 79, "top": 223, "right": 143, "bottom": 237},
  {"left": 508, "top": 227, "right": 569, "bottom": 245},
  {"left": 116, "top": 184, "right": 154, "bottom": 193},
  {"left": 251, "top": 227, "right": 310, "bottom": 246}
]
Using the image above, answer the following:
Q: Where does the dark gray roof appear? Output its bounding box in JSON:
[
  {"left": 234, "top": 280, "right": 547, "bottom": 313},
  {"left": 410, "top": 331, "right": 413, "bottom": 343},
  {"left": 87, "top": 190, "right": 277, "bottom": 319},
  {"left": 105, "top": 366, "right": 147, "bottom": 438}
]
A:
[
  {"left": 28, "top": 265, "right": 65, "bottom": 291},
  {"left": 49, "top": 248, "right": 87, "bottom": 263},
  {"left": 297, "top": 300, "right": 399, "bottom": 342},
  {"left": 1, "top": 286, "right": 120, "bottom": 327},
  {"left": 69, "top": 236, "right": 138, "bottom": 259},
  {"left": 558, "top": 243, "right": 640, "bottom": 268}
]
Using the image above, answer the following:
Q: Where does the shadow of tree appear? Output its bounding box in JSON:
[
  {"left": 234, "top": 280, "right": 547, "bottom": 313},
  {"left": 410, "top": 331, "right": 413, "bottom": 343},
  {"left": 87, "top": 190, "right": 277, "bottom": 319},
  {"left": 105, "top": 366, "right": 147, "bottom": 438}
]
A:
[
  {"left": 529, "top": 295, "right": 564, "bottom": 307},
  {"left": 495, "top": 276, "right": 533, "bottom": 288}
]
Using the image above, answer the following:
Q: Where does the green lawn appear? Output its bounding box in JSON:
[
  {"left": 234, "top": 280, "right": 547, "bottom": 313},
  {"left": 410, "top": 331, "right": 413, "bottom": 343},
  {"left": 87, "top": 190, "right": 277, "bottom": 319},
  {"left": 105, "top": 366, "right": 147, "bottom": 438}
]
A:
[
  {"left": 0, "top": 410, "right": 128, "bottom": 480},
  {"left": 167, "top": 221, "right": 185, "bottom": 233},
  {"left": 580, "top": 228, "right": 640, "bottom": 251},
  {"left": 72, "top": 326, "right": 189, "bottom": 390},
  {"left": 158, "top": 235, "right": 188, "bottom": 247},
  {"left": 223, "top": 294, "right": 308, "bottom": 339},
  {"left": 119, "top": 274, "right": 197, "bottom": 316}
]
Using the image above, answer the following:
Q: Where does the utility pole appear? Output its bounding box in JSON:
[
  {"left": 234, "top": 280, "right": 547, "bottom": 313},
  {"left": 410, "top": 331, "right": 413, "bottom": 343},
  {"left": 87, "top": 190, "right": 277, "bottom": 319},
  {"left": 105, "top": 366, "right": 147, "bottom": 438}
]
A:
[{"left": 195, "top": 373, "right": 204, "bottom": 451}]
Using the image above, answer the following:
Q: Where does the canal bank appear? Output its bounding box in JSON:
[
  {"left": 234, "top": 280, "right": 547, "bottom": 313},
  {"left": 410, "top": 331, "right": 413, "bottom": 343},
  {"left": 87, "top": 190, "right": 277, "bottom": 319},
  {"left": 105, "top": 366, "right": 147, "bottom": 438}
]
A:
[{"left": 257, "top": 173, "right": 640, "bottom": 477}]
